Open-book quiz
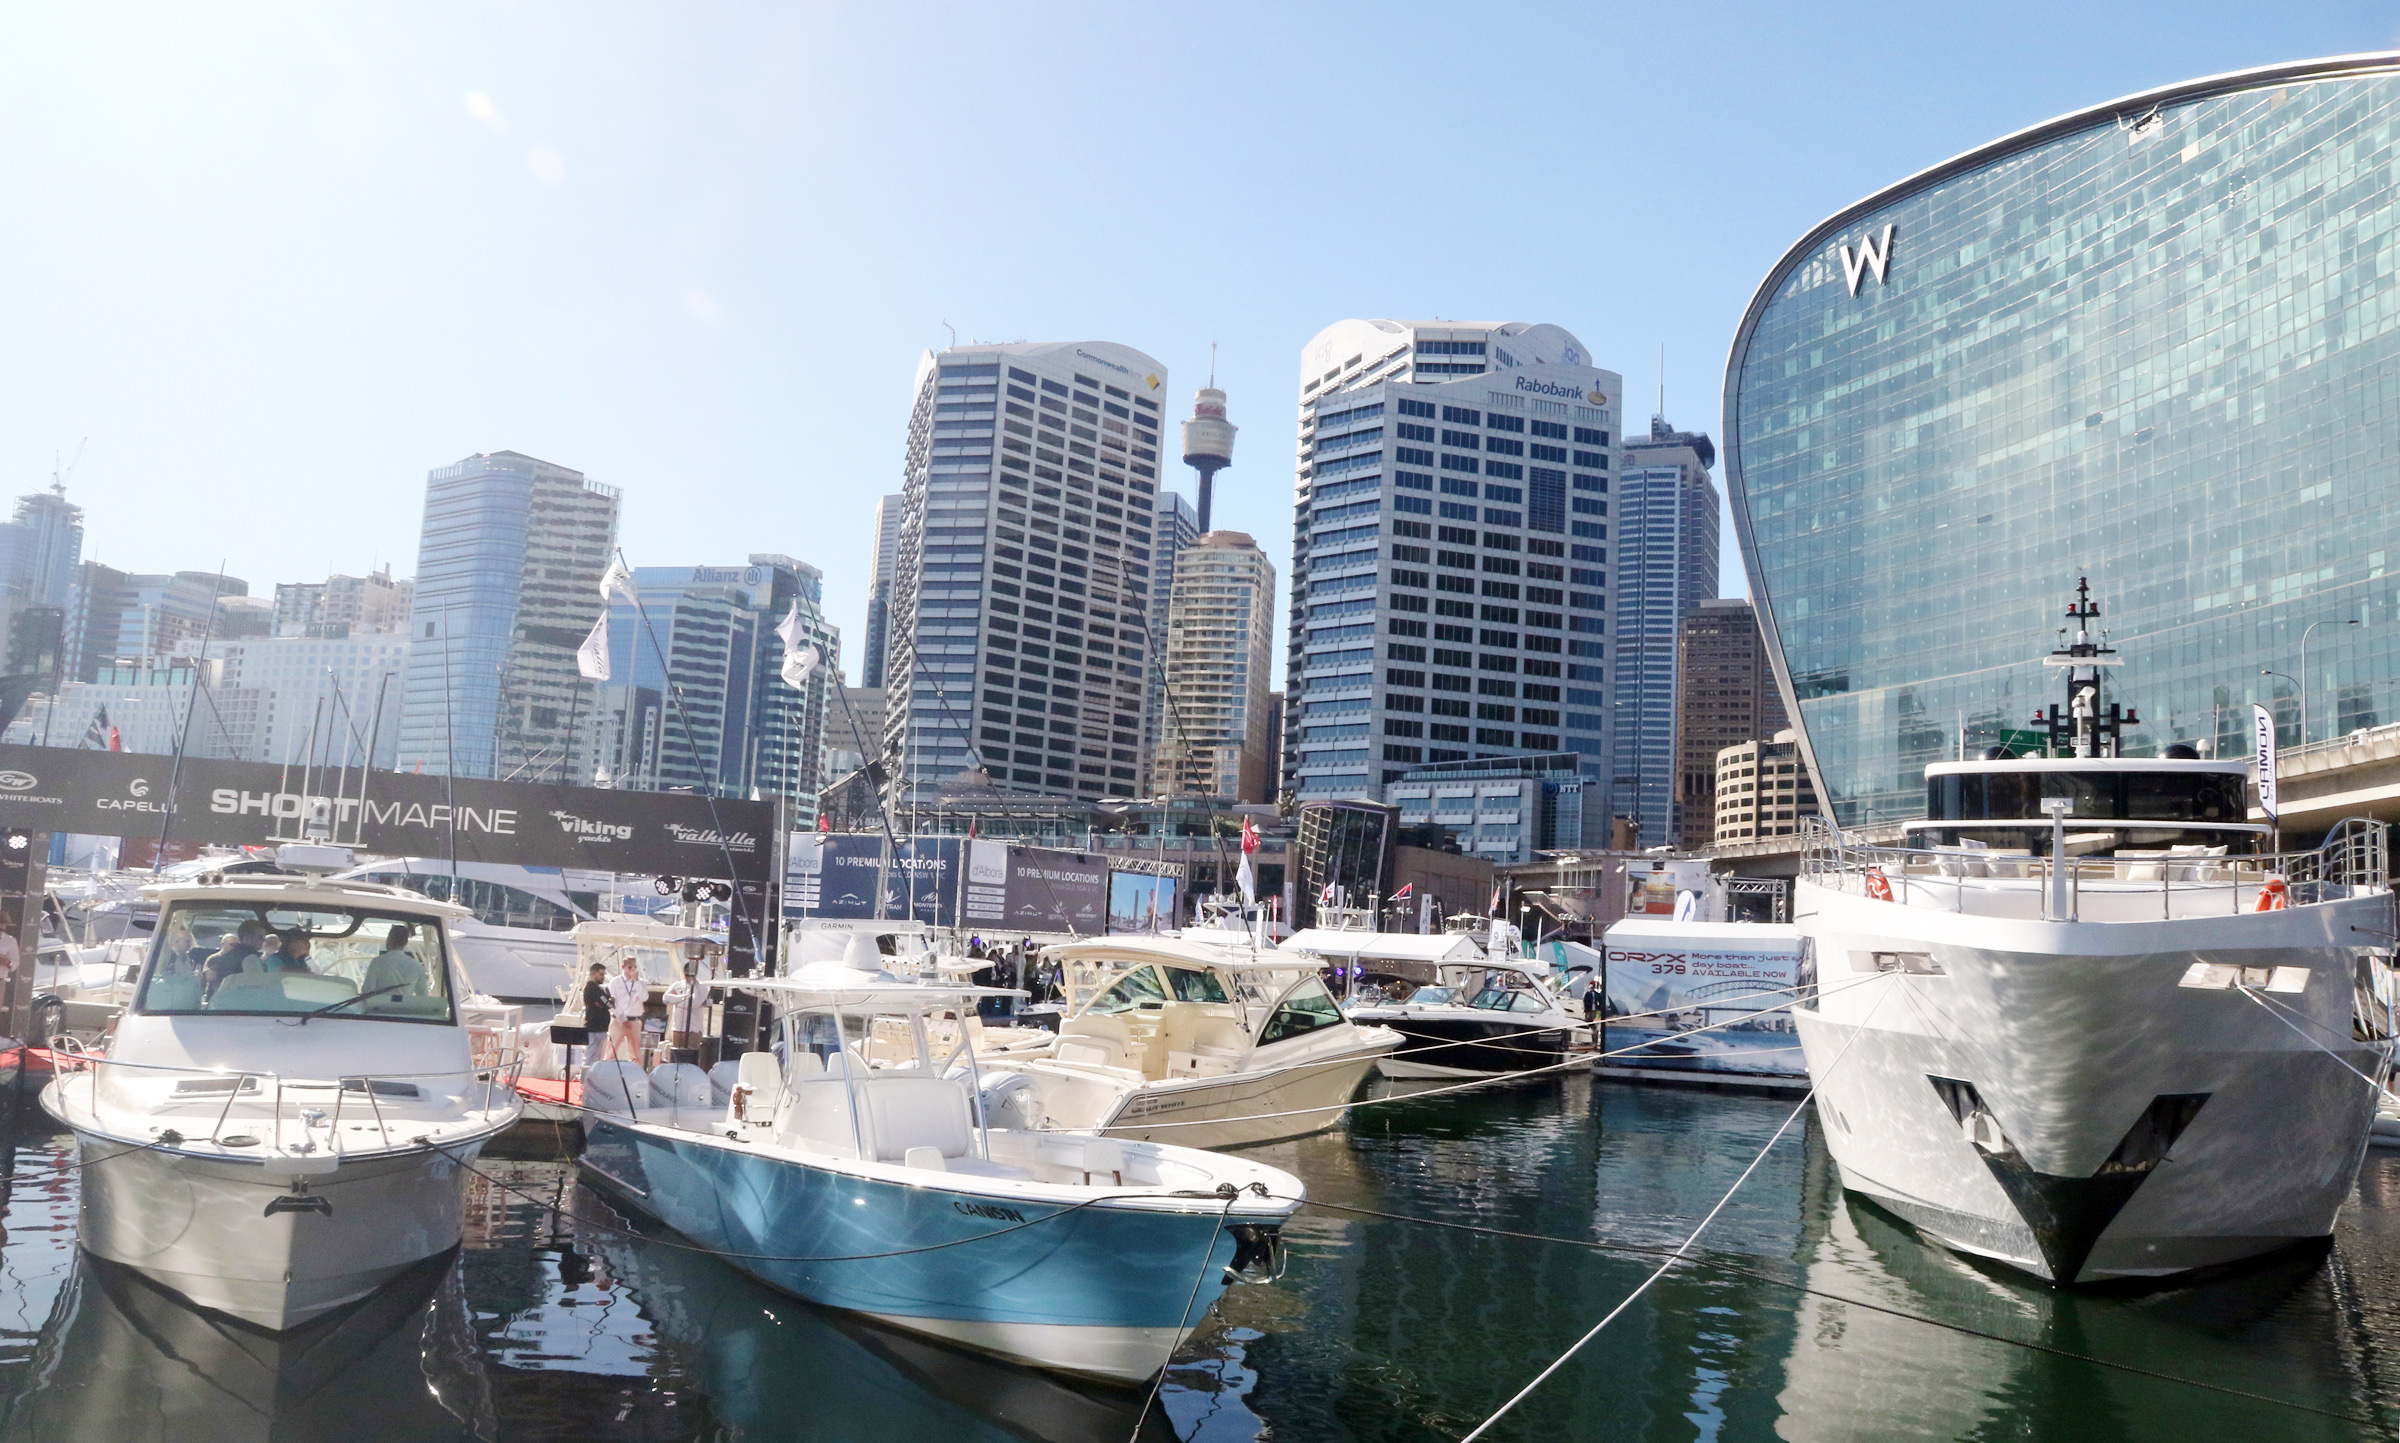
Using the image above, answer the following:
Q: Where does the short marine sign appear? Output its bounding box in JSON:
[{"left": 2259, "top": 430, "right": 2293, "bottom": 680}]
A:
[{"left": 0, "top": 743, "right": 775, "bottom": 882}]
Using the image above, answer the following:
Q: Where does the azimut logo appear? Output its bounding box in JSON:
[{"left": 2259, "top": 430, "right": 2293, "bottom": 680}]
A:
[
  {"left": 550, "top": 810, "right": 633, "bottom": 842},
  {"left": 666, "top": 822, "right": 759, "bottom": 852},
  {"left": 1841, "top": 224, "right": 1896, "bottom": 296}
]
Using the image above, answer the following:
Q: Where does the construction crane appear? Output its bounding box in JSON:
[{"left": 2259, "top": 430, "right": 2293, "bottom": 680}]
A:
[{"left": 51, "top": 438, "right": 85, "bottom": 496}]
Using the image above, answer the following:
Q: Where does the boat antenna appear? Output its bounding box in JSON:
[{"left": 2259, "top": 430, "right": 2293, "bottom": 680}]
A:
[{"left": 2036, "top": 577, "right": 2137, "bottom": 758}]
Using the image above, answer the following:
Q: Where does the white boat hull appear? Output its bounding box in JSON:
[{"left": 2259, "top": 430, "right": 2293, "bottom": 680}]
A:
[
  {"left": 449, "top": 920, "right": 579, "bottom": 1003},
  {"left": 1094, "top": 1039, "right": 1399, "bottom": 1150},
  {"left": 65, "top": 1125, "right": 489, "bottom": 1331},
  {"left": 1796, "top": 879, "right": 2386, "bottom": 1283}
]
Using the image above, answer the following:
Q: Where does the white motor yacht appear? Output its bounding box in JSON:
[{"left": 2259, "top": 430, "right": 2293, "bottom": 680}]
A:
[
  {"left": 40, "top": 867, "right": 523, "bottom": 1330},
  {"left": 335, "top": 860, "right": 599, "bottom": 1003},
  {"left": 1795, "top": 581, "right": 2397, "bottom": 1284},
  {"left": 977, "top": 934, "right": 1402, "bottom": 1150},
  {"left": 1347, "top": 956, "right": 1587, "bottom": 1079}
]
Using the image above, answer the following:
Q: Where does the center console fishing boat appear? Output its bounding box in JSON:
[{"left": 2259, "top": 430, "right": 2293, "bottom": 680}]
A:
[
  {"left": 577, "top": 942, "right": 1301, "bottom": 1383},
  {"left": 975, "top": 934, "right": 1403, "bottom": 1149},
  {"left": 1795, "top": 581, "right": 2395, "bottom": 1284},
  {"left": 40, "top": 862, "right": 523, "bottom": 1329}
]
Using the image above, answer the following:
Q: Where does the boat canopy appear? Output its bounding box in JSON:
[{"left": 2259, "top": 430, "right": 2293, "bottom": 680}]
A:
[{"left": 1279, "top": 930, "right": 1486, "bottom": 964}]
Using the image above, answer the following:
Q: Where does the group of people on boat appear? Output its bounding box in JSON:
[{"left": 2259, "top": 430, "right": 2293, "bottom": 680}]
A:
[
  {"left": 153, "top": 917, "right": 430, "bottom": 1003},
  {"left": 578, "top": 953, "right": 715, "bottom": 1063}
]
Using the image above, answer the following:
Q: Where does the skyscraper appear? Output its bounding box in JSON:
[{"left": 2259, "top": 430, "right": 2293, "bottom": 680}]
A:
[
  {"left": 862, "top": 493, "right": 904, "bottom": 688},
  {"left": 1142, "top": 489, "right": 1198, "bottom": 773},
  {"left": 1675, "top": 597, "right": 1787, "bottom": 844},
  {"left": 591, "top": 555, "right": 839, "bottom": 806},
  {"left": 882, "top": 341, "right": 1165, "bottom": 804},
  {"left": 1282, "top": 319, "right": 1621, "bottom": 814},
  {"left": 62, "top": 568, "right": 251, "bottom": 681},
  {"left": 273, "top": 568, "right": 413, "bottom": 638},
  {"left": 1152, "top": 531, "right": 1276, "bottom": 800},
  {"left": 396, "top": 451, "right": 619, "bottom": 780},
  {"left": 1611, "top": 417, "right": 1721, "bottom": 847},
  {"left": 0, "top": 487, "right": 84, "bottom": 678}
]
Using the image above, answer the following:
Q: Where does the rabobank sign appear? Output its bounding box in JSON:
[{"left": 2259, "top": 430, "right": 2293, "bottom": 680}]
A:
[{"left": 1515, "top": 374, "right": 1609, "bottom": 407}]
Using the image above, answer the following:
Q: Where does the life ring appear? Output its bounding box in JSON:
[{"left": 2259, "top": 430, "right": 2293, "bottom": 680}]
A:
[
  {"left": 1864, "top": 869, "right": 1894, "bottom": 902},
  {"left": 2254, "top": 875, "right": 2289, "bottom": 912}
]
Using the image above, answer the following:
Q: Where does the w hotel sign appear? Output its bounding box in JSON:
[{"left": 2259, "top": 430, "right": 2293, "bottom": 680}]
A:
[{"left": 0, "top": 744, "right": 776, "bottom": 883}]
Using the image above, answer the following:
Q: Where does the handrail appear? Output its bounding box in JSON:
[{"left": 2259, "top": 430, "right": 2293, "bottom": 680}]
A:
[
  {"left": 47, "top": 1047, "right": 525, "bottom": 1153},
  {"left": 1800, "top": 814, "right": 2389, "bottom": 916}
]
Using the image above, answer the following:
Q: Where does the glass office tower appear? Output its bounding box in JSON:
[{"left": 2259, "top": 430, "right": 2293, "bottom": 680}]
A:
[{"left": 1725, "top": 56, "right": 2400, "bottom": 825}]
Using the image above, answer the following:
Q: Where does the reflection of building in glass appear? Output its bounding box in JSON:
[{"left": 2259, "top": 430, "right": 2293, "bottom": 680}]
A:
[
  {"left": 882, "top": 342, "right": 1167, "bottom": 804},
  {"left": 1727, "top": 57, "right": 2400, "bottom": 825},
  {"left": 1152, "top": 531, "right": 1276, "bottom": 800},
  {"left": 1675, "top": 598, "right": 1787, "bottom": 844},
  {"left": 397, "top": 451, "right": 619, "bottom": 781},
  {"left": 1714, "top": 732, "right": 1820, "bottom": 844},
  {"left": 1384, "top": 751, "right": 1604, "bottom": 865},
  {"left": 1612, "top": 418, "right": 1718, "bottom": 848},
  {"left": 1293, "top": 799, "right": 1397, "bottom": 927}
]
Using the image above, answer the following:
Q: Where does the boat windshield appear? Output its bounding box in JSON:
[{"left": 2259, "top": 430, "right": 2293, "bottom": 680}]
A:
[
  {"left": 1087, "top": 965, "right": 1169, "bottom": 1015},
  {"left": 134, "top": 899, "right": 455, "bottom": 1023},
  {"left": 1468, "top": 987, "right": 1546, "bottom": 1013},
  {"left": 1407, "top": 985, "right": 1459, "bottom": 1007}
]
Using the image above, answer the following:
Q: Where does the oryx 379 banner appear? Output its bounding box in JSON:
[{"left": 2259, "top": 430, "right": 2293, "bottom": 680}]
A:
[{"left": 0, "top": 743, "right": 775, "bottom": 882}]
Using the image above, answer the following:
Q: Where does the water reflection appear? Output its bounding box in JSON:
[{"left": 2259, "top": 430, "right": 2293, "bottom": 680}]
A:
[{"left": 1, "top": 1078, "right": 2399, "bottom": 1440}]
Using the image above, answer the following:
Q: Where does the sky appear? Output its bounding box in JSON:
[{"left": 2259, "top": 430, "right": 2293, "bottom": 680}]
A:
[{"left": 3, "top": 2, "right": 2396, "bottom": 687}]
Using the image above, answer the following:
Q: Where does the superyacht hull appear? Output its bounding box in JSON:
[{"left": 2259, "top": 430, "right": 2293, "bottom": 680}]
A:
[{"left": 1796, "top": 877, "right": 2386, "bottom": 1283}]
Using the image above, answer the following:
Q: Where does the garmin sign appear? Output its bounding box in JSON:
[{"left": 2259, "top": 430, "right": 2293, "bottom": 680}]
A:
[{"left": 0, "top": 743, "right": 774, "bottom": 882}]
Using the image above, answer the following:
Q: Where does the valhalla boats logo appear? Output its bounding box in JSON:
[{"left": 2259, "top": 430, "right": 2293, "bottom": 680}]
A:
[{"left": 666, "top": 822, "right": 759, "bottom": 851}]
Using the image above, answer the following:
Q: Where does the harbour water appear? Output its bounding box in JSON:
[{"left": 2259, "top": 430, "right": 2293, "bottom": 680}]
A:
[{"left": 3, "top": 1074, "right": 2399, "bottom": 1440}]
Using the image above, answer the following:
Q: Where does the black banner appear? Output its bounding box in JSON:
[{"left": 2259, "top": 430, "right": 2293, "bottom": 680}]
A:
[{"left": 0, "top": 744, "right": 776, "bottom": 884}]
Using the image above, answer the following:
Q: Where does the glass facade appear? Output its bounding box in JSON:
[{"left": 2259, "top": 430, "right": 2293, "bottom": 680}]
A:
[{"left": 1727, "top": 59, "right": 2400, "bottom": 824}]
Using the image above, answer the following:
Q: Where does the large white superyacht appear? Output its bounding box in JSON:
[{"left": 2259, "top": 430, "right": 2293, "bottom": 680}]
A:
[{"left": 1794, "top": 582, "right": 2396, "bottom": 1284}]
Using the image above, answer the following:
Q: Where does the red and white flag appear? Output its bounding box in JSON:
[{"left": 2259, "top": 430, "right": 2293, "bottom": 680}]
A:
[
  {"left": 1489, "top": 883, "right": 1503, "bottom": 913},
  {"left": 1237, "top": 816, "right": 1259, "bottom": 906},
  {"left": 1392, "top": 882, "right": 1413, "bottom": 900},
  {"left": 1319, "top": 881, "right": 1336, "bottom": 905}
]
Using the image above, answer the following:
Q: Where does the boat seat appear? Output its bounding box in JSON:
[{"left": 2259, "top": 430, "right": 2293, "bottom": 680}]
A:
[
  {"left": 1058, "top": 1012, "right": 1137, "bottom": 1071},
  {"left": 861, "top": 1075, "right": 973, "bottom": 1162},
  {"left": 584, "top": 1060, "right": 650, "bottom": 1115},
  {"left": 1189, "top": 1016, "right": 1248, "bottom": 1056},
  {"left": 2113, "top": 849, "right": 2172, "bottom": 882},
  {"left": 1081, "top": 1137, "right": 1126, "bottom": 1186}
]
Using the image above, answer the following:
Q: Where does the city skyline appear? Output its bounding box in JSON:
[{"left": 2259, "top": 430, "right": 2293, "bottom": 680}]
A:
[{"left": 6, "top": 6, "right": 2379, "bottom": 706}]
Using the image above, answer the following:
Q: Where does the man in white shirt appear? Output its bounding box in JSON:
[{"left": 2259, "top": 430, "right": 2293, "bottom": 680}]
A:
[
  {"left": 362, "top": 925, "right": 427, "bottom": 997},
  {"left": 661, "top": 960, "right": 712, "bottom": 1052},
  {"left": 604, "top": 957, "right": 649, "bottom": 1063}
]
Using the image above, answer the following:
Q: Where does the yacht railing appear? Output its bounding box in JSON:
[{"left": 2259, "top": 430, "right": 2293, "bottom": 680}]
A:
[
  {"left": 44, "top": 1042, "right": 525, "bottom": 1155},
  {"left": 1799, "top": 815, "right": 2389, "bottom": 922}
]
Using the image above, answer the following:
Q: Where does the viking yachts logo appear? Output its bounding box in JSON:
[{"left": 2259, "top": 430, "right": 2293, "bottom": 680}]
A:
[
  {"left": 551, "top": 810, "right": 633, "bottom": 842},
  {"left": 0, "top": 771, "right": 36, "bottom": 792},
  {"left": 1841, "top": 224, "right": 1896, "bottom": 296}
]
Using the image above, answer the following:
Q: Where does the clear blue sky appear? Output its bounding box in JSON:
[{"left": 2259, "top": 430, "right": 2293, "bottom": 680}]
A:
[{"left": 2, "top": 4, "right": 2393, "bottom": 684}]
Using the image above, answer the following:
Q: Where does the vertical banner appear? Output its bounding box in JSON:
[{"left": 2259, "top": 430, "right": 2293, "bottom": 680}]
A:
[
  {"left": 2251, "top": 702, "right": 2280, "bottom": 820},
  {"left": 966, "top": 839, "right": 1010, "bottom": 926},
  {"left": 0, "top": 828, "right": 43, "bottom": 1046}
]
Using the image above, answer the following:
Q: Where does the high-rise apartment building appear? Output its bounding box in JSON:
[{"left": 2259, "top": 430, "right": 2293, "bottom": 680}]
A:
[
  {"left": 1282, "top": 320, "right": 1621, "bottom": 814},
  {"left": 1713, "top": 731, "right": 1820, "bottom": 843},
  {"left": 396, "top": 451, "right": 619, "bottom": 780},
  {"left": 882, "top": 342, "right": 1166, "bottom": 805},
  {"left": 1611, "top": 417, "right": 1721, "bottom": 848},
  {"left": 274, "top": 568, "right": 413, "bottom": 638},
  {"left": 0, "top": 486, "right": 84, "bottom": 680},
  {"left": 218, "top": 630, "right": 413, "bottom": 769},
  {"left": 1143, "top": 490, "right": 1198, "bottom": 771},
  {"left": 1675, "top": 598, "right": 1787, "bottom": 845},
  {"left": 821, "top": 685, "right": 888, "bottom": 787},
  {"left": 62, "top": 567, "right": 253, "bottom": 682},
  {"left": 590, "top": 556, "right": 839, "bottom": 806},
  {"left": 862, "top": 494, "right": 904, "bottom": 688},
  {"left": 1152, "top": 531, "right": 1276, "bottom": 800}
]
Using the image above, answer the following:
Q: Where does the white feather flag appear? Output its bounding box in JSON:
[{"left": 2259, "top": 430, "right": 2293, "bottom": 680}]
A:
[
  {"left": 777, "top": 601, "right": 821, "bottom": 689},
  {"left": 576, "top": 613, "right": 611, "bottom": 681}
]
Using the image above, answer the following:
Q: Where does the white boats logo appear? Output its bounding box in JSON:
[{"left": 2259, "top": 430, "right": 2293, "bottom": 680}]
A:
[
  {"left": 550, "top": 810, "right": 633, "bottom": 843},
  {"left": 0, "top": 770, "right": 37, "bottom": 793},
  {"left": 666, "top": 822, "right": 759, "bottom": 851}
]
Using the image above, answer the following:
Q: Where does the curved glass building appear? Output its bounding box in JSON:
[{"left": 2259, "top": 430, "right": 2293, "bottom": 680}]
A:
[{"left": 1725, "top": 54, "right": 2400, "bottom": 824}]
